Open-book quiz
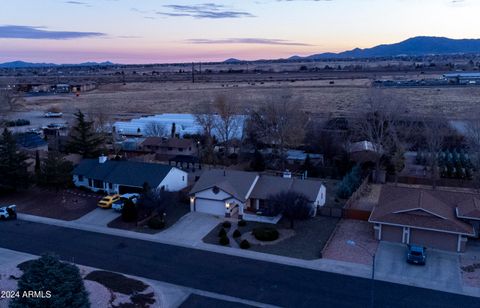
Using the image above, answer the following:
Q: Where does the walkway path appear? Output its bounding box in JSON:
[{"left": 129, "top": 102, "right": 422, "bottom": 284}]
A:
[{"left": 227, "top": 227, "right": 239, "bottom": 248}]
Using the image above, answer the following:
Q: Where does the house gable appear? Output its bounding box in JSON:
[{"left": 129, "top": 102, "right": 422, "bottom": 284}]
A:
[{"left": 195, "top": 187, "right": 234, "bottom": 201}]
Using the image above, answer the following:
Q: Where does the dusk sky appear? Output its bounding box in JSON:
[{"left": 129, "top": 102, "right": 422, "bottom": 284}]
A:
[{"left": 1, "top": 0, "right": 479, "bottom": 64}]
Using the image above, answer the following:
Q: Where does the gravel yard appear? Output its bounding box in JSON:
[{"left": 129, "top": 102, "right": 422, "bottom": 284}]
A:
[
  {"left": 322, "top": 219, "right": 379, "bottom": 265},
  {"left": 0, "top": 187, "right": 98, "bottom": 221}
]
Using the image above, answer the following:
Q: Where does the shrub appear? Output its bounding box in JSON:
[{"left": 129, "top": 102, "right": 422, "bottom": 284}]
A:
[
  {"left": 122, "top": 199, "right": 137, "bottom": 222},
  {"left": 11, "top": 254, "right": 89, "bottom": 308},
  {"left": 240, "top": 239, "right": 251, "bottom": 249},
  {"left": 147, "top": 216, "right": 165, "bottom": 229},
  {"left": 219, "top": 235, "right": 230, "bottom": 246},
  {"left": 252, "top": 227, "right": 279, "bottom": 242},
  {"left": 232, "top": 229, "right": 241, "bottom": 238},
  {"left": 218, "top": 227, "right": 227, "bottom": 237},
  {"left": 238, "top": 220, "right": 247, "bottom": 227},
  {"left": 222, "top": 221, "right": 232, "bottom": 228}
]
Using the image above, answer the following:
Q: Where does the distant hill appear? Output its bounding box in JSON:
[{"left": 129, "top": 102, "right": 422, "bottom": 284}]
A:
[
  {"left": 223, "top": 58, "right": 242, "bottom": 63},
  {"left": 297, "top": 36, "right": 480, "bottom": 60},
  {"left": 0, "top": 60, "right": 116, "bottom": 68}
]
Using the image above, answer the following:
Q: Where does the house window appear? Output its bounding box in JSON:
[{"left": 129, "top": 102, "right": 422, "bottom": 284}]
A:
[
  {"left": 168, "top": 147, "right": 173, "bottom": 151},
  {"left": 93, "top": 179, "right": 103, "bottom": 188},
  {"left": 179, "top": 148, "right": 184, "bottom": 152},
  {"left": 212, "top": 186, "right": 220, "bottom": 194},
  {"left": 109, "top": 183, "right": 113, "bottom": 189},
  {"left": 182, "top": 176, "right": 185, "bottom": 181},
  {"left": 78, "top": 175, "right": 84, "bottom": 181}
]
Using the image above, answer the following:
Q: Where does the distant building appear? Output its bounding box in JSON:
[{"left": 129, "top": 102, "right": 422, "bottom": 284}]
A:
[
  {"left": 443, "top": 72, "right": 480, "bottom": 85},
  {"left": 140, "top": 137, "right": 197, "bottom": 156},
  {"left": 113, "top": 113, "right": 245, "bottom": 139},
  {"left": 55, "top": 84, "right": 71, "bottom": 93}
]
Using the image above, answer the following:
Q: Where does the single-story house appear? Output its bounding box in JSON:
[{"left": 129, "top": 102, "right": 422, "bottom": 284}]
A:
[
  {"left": 369, "top": 185, "right": 477, "bottom": 252},
  {"left": 73, "top": 156, "right": 188, "bottom": 194},
  {"left": 140, "top": 137, "right": 197, "bottom": 157},
  {"left": 189, "top": 169, "right": 326, "bottom": 223}
]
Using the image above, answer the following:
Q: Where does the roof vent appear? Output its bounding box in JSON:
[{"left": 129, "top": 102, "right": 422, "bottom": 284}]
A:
[{"left": 99, "top": 155, "right": 108, "bottom": 164}]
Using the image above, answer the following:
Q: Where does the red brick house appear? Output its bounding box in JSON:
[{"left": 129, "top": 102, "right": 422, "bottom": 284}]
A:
[{"left": 369, "top": 186, "right": 477, "bottom": 252}]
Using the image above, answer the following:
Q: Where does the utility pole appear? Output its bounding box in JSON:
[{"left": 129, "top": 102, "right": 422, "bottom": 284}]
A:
[{"left": 192, "top": 62, "right": 195, "bottom": 83}]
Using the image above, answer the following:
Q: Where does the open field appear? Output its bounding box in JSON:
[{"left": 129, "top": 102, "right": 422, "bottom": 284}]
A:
[{"left": 10, "top": 77, "right": 480, "bottom": 120}]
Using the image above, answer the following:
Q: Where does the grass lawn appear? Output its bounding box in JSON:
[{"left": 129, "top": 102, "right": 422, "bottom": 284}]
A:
[
  {"left": 107, "top": 198, "right": 190, "bottom": 233},
  {"left": 203, "top": 216, "right": 339, "bottom": 260}
]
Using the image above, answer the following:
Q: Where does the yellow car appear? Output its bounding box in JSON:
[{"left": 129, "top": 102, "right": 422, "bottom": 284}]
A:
[{"left": 97, "top": 194, "right": 120, "bottom": 209}]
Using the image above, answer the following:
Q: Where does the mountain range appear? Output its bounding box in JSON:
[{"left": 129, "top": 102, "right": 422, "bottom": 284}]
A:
[
  {"left": 0, "top": 60, "right": 115, "bottom": 68},
  {"left": 289, "top": 36, "right": 480, "bottom": 60}
]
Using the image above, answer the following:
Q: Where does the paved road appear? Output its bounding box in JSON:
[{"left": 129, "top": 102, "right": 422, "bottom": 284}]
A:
[{"left": 0, "top": 220, "right": 477, "bottom": 308}]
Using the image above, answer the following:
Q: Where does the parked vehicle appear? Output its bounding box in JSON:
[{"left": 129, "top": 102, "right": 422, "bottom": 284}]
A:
[
  {"left": 97, "top": 194, "right": 120, "bottom": 209},
  {"left": 112, "top": 193, "right": 140, "bottom": 212},
  {"left": 44, "top": 112, "right": 63, "bottom": 118},
  {"left": 0, "top": 205, "right": 17, "bottom": 220},
  {"left": 407, "top": 244, "right": 426, "bottom": 265}
]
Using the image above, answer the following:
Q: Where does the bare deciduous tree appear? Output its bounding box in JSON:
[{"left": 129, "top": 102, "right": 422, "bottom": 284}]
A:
[
  {"left": 144, "top": 122, "right": 166, "bottom": 137},
  {"left": 465, "top": 114, "right": 480, "bottom": 189},
  {"left": 194, "top": 101, "right": 216, "bottom": 164},
  {"left": 0, "top": 88, "right": 21, "bottom": 111},
  {"left": 213, "top": 95, "right": 241, "bottom": 158},
  {"left": 247, "top": 92, "right": 307, "bottom": 170},
  {"left": 422, "top": 117, "right": 449, "bottom": 189},
  {"left": 353, "top": 89, "right": 403, "bottom": 182}
]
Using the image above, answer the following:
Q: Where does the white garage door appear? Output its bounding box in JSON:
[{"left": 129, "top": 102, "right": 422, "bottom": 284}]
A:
[{"left": 195, "top": 199, "right": 225, "bottom": 216}]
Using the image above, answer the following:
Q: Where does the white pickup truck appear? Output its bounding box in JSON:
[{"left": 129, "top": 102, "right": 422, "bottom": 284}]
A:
[{"left": 0, "top": 205, "right": 17, "bottom": 220}]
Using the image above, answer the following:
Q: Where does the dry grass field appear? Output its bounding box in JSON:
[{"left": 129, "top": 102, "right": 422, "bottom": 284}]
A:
[{"left": 14, "top": 77, "right": 480, "bottom": 120}]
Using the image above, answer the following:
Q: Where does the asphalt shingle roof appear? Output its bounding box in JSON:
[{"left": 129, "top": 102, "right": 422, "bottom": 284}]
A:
[{"left": 73, "top": 159, "right": 173, "bottom": 188}]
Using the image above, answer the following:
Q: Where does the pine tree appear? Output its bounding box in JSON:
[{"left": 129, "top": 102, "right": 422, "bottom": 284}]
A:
[
  {"left": 10, "top": 254, "right": 90, "bottom": 308},
  {"left": 67, "top": 110, "right": 105, "bottom": 158},
  {"left": 34, "top": 150, "right": 41, "bottom": 180},
  {"left": 38, "top": 151, "right": 73, "bottom": 190},
  {"left": 0, "top": 128, "right": 30, "bottom": 191}
]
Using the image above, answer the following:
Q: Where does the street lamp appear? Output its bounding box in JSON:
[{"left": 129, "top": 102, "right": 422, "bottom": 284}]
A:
[{"left": 346, "top": 240, "right": 376, "bottom": 308}]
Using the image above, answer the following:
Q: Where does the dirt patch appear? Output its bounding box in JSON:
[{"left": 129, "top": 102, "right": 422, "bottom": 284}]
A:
[
  {"left": 0, "top": 187, "right": 98, "bottom": 221},
  {"left": 350, "top": 184, "right": 381, "bottom": 211}
]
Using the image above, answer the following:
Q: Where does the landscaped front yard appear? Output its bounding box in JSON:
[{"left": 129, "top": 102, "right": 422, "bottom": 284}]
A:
[
  {"left": 107, "top": 198, "right": 190, "bottom": 234},
  {"left": 0, "top": 187, "right": 98, "bottom": 221},
  {"left": 203, "top": 216, "right": 339, "bottom": 260}
]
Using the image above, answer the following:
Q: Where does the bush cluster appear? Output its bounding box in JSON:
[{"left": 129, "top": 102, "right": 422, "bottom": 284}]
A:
[
  {"left": 238, "top": 220, "right": 247, "bottom": 227},
  {"left": 147, "top": 216, "right": 165, "bottom": 229},
  {"left": 219, "top": 236, "right": 230, "bottom": 246},
  {"left": 240, "top": 239, "right": 250, "bottom": 249},
  {"left": 252, "top": 227, "right": 279, "bottom": 242},
  {"left": 232, "top": 229, "right": 241, "bottom": 238},
  {"left": 218, "top": 228, "right": 227, "bottom": 237},
  {"left": 222, "top": 221, "right": 231, "bottom": 228}
]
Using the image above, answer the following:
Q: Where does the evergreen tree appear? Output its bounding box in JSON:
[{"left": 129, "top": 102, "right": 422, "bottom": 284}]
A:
[
  {"left": 10, "top": 254, "right": 90, "bottom": 308},
  {"left": 67, "top": 110, "right": 104, "bottom": 158},
  {"left": 302, "top": 154, "right": 318, "bottom": 177},
  {"left": 0, "top": 128, "right": 30, "bottom": 191},
  {"left": 38, "top": 151, "right": 73, "bottom": 190},
  {"left": 250, "top": 149, "right": 266, "bottom": 171}
]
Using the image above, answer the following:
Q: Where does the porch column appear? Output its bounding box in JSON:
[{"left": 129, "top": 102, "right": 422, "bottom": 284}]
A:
[
  {"left": 225, "top": 202, "right": 231, "bottom": 218},
  {"left": 255, "top": 199, "right": 260, "bottom": 210},
  {"left": 238, "top": 203, "right": 244, "bottom": 220},
  {"left": 189, "top": 197, "right": 195, "bottom": 212}
]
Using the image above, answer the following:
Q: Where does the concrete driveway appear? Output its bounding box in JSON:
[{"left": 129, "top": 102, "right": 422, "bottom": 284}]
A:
[
  {"left": 159, "top": 212, "right": 221, "bottom": 246},
  {"left": 74, "top": 208, "right": 120, "bottom": 227},
  {"left": 375, "top": 241, "right": 462, "bottom": 293}
]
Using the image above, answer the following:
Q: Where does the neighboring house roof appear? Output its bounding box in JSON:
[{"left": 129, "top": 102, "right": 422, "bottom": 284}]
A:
[
  {"left": 370, "top": 186, "right": 475, "bottom": 235},
  {"left": 457, "top": 197, "right": 480, "bottom": 220},
  {"left": 73, "top": 159, "right": 175, "bottom": 188},
  {"left": 250, "top": 176, "right": 323, "bottom": 202},
  {"left": 191, "top": 170, "right": 324, "bottom": 203},
  {"left": 141, "top": 137, "right": 195, "bottom": 149},
  {"left": 15, "top": 133, "right": 47, "bottom": 149},
  {"left": 190, "top": 170, "right": 258, "bottom": 202}
]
